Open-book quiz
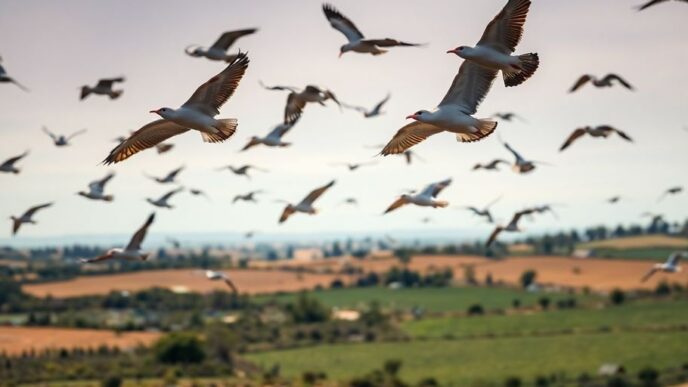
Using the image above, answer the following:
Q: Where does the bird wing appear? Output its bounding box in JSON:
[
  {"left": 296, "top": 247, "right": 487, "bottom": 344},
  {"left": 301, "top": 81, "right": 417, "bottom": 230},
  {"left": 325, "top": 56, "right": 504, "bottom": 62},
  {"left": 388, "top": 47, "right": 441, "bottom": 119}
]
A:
[
  {"left": 477, "top": 0, "right": 532, "bottom": 54},
  {"left": 125, "top": 213, "right": 155, "bottom": 251},
  {"left": 155, "top": 143, "right": 174, "bottom": 154},
  {"left": 420, "top": 178, "right": 452, "bottom": 198},
  {"left": 668, "top": 253, "right": 682, "bottom": 266},
  {"left": 259, "top": 81, "right": 299, "bottom": 92},
  {"left": 503, "top": 142, "right": 525, "bottom": 162},
  {"left": 361, "top": 39, "right": 421, "bottom": 47},
  {"left": 267, "top": 123, "right": 293, "bottom": 139},
  {"left": 371, "top": 94, "right": 391, "bottom": 114},
  {"left": 322, "top": 3, "right": 365, "bottom": 43},
  {"left": 240, "top": 137, "right": 261, "bottom": 151},
  {"left": 640, "top": 267, "right": 658, "bottom": 282},
  {"left": 210, "top": 28, "right": 258, "bottom": 51},
  {"left": 569, "top": 75, "right": 592, "bottom": 92},
  {"left": 384, "top": 197, "right": 409, "bottom": 214},
  {"left": 610, "top": 127, "right": 633, "bottom": 142},
  {"left": 89, "top": 172, "right": 115, "bottom": 193},
  {"left": 67, "top": 129, "right": 87, "bottom": 141},
  {"left": 438, "top": 60, "right": 498, "bottom": 114},
  {"left": 42, "top": 126, "right": 58, "bottom": 141},
  {"left": 559, "top": 128, "right": 587, "bottom": 151},
  {"left": 512, "top": 208, "right": 536, "bottom": 225},
  {"left": 102, "top": 120, "right": 189, "bottom": 165},
  {"left": 96, "top": 77, "right": 125, "bottom": 89},
  {"left": 486, "top": 226, "right": 504, "bottom": 246},
  {"left": 1, "top": 151, "right": 29, "bottom": 167},
  {"left": 380, "top": 122, "right": 445, "bottom": 155},
  {"left": 340, "top": 102, "right": 367, "bottom": 113},
  {"left": 166, "top": 166, "right": 184, "bottom": 180},
  {"left": 279, "top": 205, "right": 296, "bottom": 223},
  {"left": 220, "top": 274, "right": 239, "bottom": 293},
  {"left": 182, "top": 52, "right": 249, "bottom": 116},
  {"left": 300, "top": 180, "right": 336, "bottom": 206},
  {"left": 22, "top": 202, "right": 53, "bottom": 218},
  {"left": 637, "top": 0, "right": 668, "bottom": 11},
  {"left": 159, "top": 188, "right": 183, "bottom": 202},
  {"left": 284, "top": 92, "right": 306, "bottom": 125},
  {"left": 603, "top": 74, "right": 634, "bottom": 90}
]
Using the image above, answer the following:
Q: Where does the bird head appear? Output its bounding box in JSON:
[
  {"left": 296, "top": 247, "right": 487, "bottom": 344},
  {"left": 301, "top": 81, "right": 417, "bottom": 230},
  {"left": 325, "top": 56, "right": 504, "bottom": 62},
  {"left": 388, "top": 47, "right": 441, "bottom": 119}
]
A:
[
  {"left": 406, "top": 110, "right": 430, "bottom": 121},
  {"left": 150, "top": 107, "right": 173, "bottom": 118},
  {"left": 76, "top": 191, "right": 88, "bottom": 197},
  {"left": 447, "top": 46, "right": 469, "bottom": 58}
]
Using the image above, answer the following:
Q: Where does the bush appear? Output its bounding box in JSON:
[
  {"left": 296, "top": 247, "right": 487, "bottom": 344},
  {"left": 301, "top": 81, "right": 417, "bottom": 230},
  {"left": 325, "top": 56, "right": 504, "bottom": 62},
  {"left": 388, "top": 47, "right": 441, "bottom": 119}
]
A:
[
  {"left": 520, "top": 270, "right": 537, "bottom": 288},
  {"left": 637, "top": 367, "right": 659, "bottom": 387},
  {"left": 610, "top": 289, "right": 625, "bottom": 305},
  {"left": 286, "top": 293, "right": 329, "bottom": 324},
  {"left": 655, "top": 281, "right": 671, "bottom": 296},
  {"left": 467, "top": 304, "right": 484, "bottom": 316},
  {"left": 154, "top": 332, "right": 205, "bottom": 364},
  {"left": 607, "top": 376, "right": 630, "bottom": 387},
  {"left": 538, "top": 297, "right": 550, "bottom": 310},
  {"left": 101, "top": 376, "right": 122, "bottom": 387},
  {"left": 505, "top": 376, "right": 522, "bottom": 387}
]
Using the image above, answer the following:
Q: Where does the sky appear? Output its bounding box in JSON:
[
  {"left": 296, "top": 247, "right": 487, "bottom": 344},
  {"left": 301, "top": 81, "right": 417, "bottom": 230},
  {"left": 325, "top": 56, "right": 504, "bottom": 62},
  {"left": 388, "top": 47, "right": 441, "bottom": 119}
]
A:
[{"left": 0, "top": 0, "right": 687, "bottom": 246}]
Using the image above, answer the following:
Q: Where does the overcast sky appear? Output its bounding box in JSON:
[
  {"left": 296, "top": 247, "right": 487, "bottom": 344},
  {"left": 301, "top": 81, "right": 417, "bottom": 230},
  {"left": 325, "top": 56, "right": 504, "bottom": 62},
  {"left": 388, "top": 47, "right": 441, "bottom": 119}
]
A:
[{"left": 0, "top": 0, "right": 686, "bottom": 245}]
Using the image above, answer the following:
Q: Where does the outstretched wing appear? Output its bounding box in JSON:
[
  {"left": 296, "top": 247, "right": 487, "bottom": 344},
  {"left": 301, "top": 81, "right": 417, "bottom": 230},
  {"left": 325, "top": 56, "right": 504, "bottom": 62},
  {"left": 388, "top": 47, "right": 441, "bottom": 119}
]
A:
[
  {"left": 477, "top": 0, "right": 532, "bottom": 54},
  {"left": 486, "top": 227, "right": 503, "bottom": 246},
  {"left": 259, "top": 81, "right": 299, "bottom": 93},
  {"left": 102, "top": 120, "right": 189, "bottom": 164},
  {"left": 438, "top": 60, "right": 498, "bottom": 114},
  {"left": 603, "top": 74, "right": 634, "bottom": 90},
  {"left": 89, "top": 172, "right": 115, "bottom": 194},
  {"left": 284, "top": 92, "right": 306, "bottom": 125},
  {"left": 569, "top": 75, "right": 592, "bottom": 93},
  {"left": 126, "top": 213, "right": 155, "bottom": 251},
  {"left": 210, "top": 28, "right": 258, "bottom": 51},
  {"left": 42, "top": 126, "right": 58, "bottom": 141},
  {"left": 371, "top": 93, "right": 391, "bottom": 115},
  {"left": 380, "top": 122, "right": 444, "bottom": 155},
  {"left": 636, "top": 0, "right": 670, "bottom": 11},
  {"left": 503, "top": 142, "right": 525, "bottom": 162},
  {"left": 559, "top": 128, "right": 587, "bottom": 151},
  {"left": 67, "top": 129, "right": 87, "bottom": 141},
  {"left": 22, "top": 202, "right": 53, "bottom": 219},
  {"left": 322, "top": 3, "right": 365, "bottom": 43},
  {"left": 182, "top": 52, "right": 250, "bottom": 116},
  {"left": 420, "top": 179, "right": 452, "bottom": 198},
  {"left": 640, "top": 267, "right": 658, "bottom": 282},
  {"left": 611, "top": 128, "right": 633, "bottom": 142},
  {"left": 165, "top": 166, "right": 184, "bottom": 180},
  {"left": 300, "top": 180, "right": 335, "bottom": 206},
  {"left": 384, "top": 197, "right": 408, "bottom": 214},
  {"left": 267, "top": 123, "right": 294, "bottom": 139},
  {"left": 1, "top": 151, "right": 29, "bottom": 167},
  {"left": 279, "top": 205, "right": 296, "bottom": 224},
  {"left": 96, "top": 77, "right": 125, "bottom": 89},
  {"left": 361, "top": 39, "right": 421, "bottom": 47},
  {"left": 159, "top": 188, "right": 183, "bottom": 202}
]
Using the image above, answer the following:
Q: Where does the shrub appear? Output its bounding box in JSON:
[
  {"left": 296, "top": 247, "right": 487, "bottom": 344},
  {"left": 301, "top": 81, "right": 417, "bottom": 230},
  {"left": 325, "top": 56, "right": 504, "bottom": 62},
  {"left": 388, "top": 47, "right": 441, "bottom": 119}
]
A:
[
  {"left": 637, "top": 367, "right": 659, "bottom": 387},
  {"left": 467, "top": 304, "right": 484, "bottom": 316},
  {"left": 153, "top": 332, "right": 205, "bottom": 364},
  {"left": 505, "top": 376, "right": 522, "bottom": 387},
  {"left": 538, "top": 297, "right": 550, "bottom": 310},
  {"left": 101, "top": 376, "right": 122, "bottom": 387},
  {"left": 610, "top": 289, "right": 625, "bottom": 305}
]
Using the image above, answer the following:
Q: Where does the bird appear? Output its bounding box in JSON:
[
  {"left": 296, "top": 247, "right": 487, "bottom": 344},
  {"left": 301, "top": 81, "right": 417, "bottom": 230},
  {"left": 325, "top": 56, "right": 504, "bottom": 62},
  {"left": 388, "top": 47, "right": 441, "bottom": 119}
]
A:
[
  {"left": 81, "top": 213, "right": 155, "bottom": 263},
  {"left": 244, "top": 231, "right": 256, "bottom": 239},
  {"left": 472, "top": 159, "right": 509, "bottom": 171},
  {"left": 217, "top": 164, "right": 267, "bottom": 179},
  {"left": 146, "top": 166, "right": 184, "bottom": 184},
  {"left": 559, "top": 125, "right": 633, "bottom": 151},
  {"left": 185, "top": 29, "right": 257, "bottom": 62},
  {"left": 147, "top": 188, "right": 183, "bottom": 209},
  {"left": 569, "top": 74, "right": 633, "bottom": 93},
  {"left": 241, "top": 122, "right": 294, "bottom": 151},
  {"left": 658, "top": 186, "right": 683, "bottom": 202},
  {"left": 486, "top": 208, "right": 537, "bottom": 246},
  {"left": 322, "top": 4, "right": 422, "bottom": 57},
  {"left": 278, "top": 180, "right": 336, "bottom": 224},
  {"left": 402, "top": 150, "right": 424, "bottom": 165},
  {"left": 233, "top": 190, "right": 263, "bottom": 204},
  {"left": 341, "top": 94, "right": 390, "bottom": 118},
  {"left": 167, "top": 237, "right": 181, "bottom": 249},
  {"left": 607, "top": 196, "right": 622, "bottom": 204},
  {"left": 640, "top": 252, "right": 685, "bottom": 282},
  {"left": 447, "top": 0, "right": 539, "bottom": 87},
  {"left": 78, "top": 172, "right": 115, "bottom": 202},
  {"left": 492, "top": 112, "right": 527, "bottom": 122},
  {"left": 0, "top": 56, "right": 29, "bottom": 92},
  {"left": 331, "top": 161, "right": 377, "bottom": 171},
  {"left": 260, "top": 81, "right": 339, "bottom": 125},
  {"left": 340, "top": 197, "right": 359, "bottom": 206},
  {"left": 10, "top": 203, "right": 53, "bottom": 236},
  {"left": 80, "top": 77, "right": 125, "bottom": 100},
  {"left": 636, "top": 0, "right": 688, "bottom": 11},
  {"left": 503, "top": 140, "right": 543, "bottom": 174},
  {"left": 42, "top": 127, "right": 87, "bottom": 147},
  {"left": 200, "top": 270, "right": 238, "bottom": 293},
  {"left": 464, "top": 196, "right": 502, "bottom": 224},
  {"left": 384, "top": 179, "right": 452, "bottom": 214},
  {"left": 0, "top": 151, "right": 29, "bottom": 174},
  {"left": 155, "top": 143, "right": 174, "bottom": 154},
  {"left": 189, "top": 188, "right": 209, "bottom": 199},
  {"left": 531, "top": 204, "right": 559, "bottom": 219},
  {"left": 103, "top": 53, "right": 249, "bottom": 164}
]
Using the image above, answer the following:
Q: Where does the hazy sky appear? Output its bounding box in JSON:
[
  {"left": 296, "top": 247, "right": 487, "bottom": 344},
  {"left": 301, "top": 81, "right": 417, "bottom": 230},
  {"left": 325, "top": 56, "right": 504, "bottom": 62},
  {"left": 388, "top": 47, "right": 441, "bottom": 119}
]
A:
[{"left": 0, "top": 0, "right": 686, "bottom": 244}]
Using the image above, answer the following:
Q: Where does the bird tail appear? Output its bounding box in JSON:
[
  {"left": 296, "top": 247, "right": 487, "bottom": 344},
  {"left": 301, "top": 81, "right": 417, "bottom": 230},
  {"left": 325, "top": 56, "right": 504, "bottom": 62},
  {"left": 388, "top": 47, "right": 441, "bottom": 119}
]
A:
[
  {"left": 103, "top": 195, "right": 114, "bottom": 202},
  {"left": 372, "top": 49, "right": 388, "bottom": 56},
  {"left": 279, "top": 142, "right": 292, "bottom": 148},
  {"left": 202, "top": 119, "right": 238, "bottom": 143},
  {"left": 503, "top": 53, "right": 539, "bottom": 87},
  {"left": 456, "top": 120, "right": 498, "bottom": 143},
  {"left": 80, "top": 86, "right": 91, "bottom": 100},
  {"left": 434, "top": 200, "right": 449, "bottom": 208},
  {"left": 109, "top": 90, "right": 123, "bottom": 99}
]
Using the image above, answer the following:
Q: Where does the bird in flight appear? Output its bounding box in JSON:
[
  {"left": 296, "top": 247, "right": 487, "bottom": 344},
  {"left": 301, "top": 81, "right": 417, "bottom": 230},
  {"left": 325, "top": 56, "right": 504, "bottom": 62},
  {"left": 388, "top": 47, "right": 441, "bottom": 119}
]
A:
[
  {"left": 569, "top": 74, "right": 633, "bottom": 93},
  {"left": 199, "top": 270, "right": 238, "bottom": 293},
  {"left": 233, "top": 190, "right": 264, "bottom": 204},
  {"left": 147, "top": 188, "right": 183, "bottom": 209},
  {"left": 80, "top": 77, "right": 125, "bottom": 100},
  {"left": 103, "top": 53, "right": 249, "bottom": 164},
  {"left": 472, "top": 159, "right": 509, "bottom": 171},
  {"left": 636, "top": 0, "right": 688, "bottom": 11},
  {"left": 185, "top": 28, "right": 257, "bottom": 62},
  {"left": 0, "top": 56, "right": 29, "bottom": 92},
  {"left": 260, "top": 81, "right": 339, "bottom": 125},
  {"left": 146, "top": 166, "right": 184, "bottom": 184},
  {"left": 331, "top": 161, "right": 377, "bottom": 171},
  {"left": 464, "top": 196, "right": 502, "bottom": 224},
  {"left": 340, "top": 197, "right": 359, "bottom": 206},
  {"left": 241, "top": 122, "right": 294, "bottom": 151},
  {"left": 559, "top": 125, "right": 633, "bottom": 152},
  {"left": 486, "top": 208, "right": 536, "bottom": 246},
  {"left": 658, "top": 186, "right": 683, "bottom": 202},
  {"left": 384, "top": 178, "right": 452, "bottom": 214},
  {"left": 447, "top": 0, "right": 539, "bottom": 87},
  {"left": 322, "top": 4, "right": 422, "bottom": 57},
  {"left": 155, "top": 143, "right": 174, "bottom": 154},
  {"left": 492, "top": 112, "right": 527, "bottom": 122},
  {"left": 640, "top": 252, "right": 685, "bottom": 282},
  {"left": 278, "top": 180, "right": 336, "bottom": 224},
  {"left": 0, "top": 151, "right": 29, "bottom": 174},
  {"left": 189, "top": 188, "right": 209, "bottom": 199},
  {"left": 503, "top": 140, "right": 544, "bottom": 174},
  {"left": 10, "top": 203, "right": 53, "bottom": 236},
  {"left": 81, "top": 213, "right": 155, "bottom": 263},
  {"left": 342, "top": 94, "right": 391, "bottom": 118},
  {"left": 217, "top": 164, "right": 267, "bottom": 179},
  {"left": 43, "top": 127, "right": 87, "bottom": 147},
  {"left": 78, "top": 173, "right": 115, "bottom": 202},
  {"left": 607, "top": 196, "right": 622, "bottom": 204}
]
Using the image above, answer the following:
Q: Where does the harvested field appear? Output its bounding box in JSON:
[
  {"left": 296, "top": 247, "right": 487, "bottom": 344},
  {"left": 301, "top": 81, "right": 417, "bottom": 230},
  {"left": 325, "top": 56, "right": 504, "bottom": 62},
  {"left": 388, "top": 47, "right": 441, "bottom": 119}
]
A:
[{"left": 579, "top": 235, "right": 688, "bottom": 249}]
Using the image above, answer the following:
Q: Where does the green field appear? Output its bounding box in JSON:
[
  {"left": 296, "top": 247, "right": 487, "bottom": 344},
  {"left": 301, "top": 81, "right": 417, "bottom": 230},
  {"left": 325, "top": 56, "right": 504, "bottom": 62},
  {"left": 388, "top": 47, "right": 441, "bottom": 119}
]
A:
[{"left": 592, "top": 247, "right": 678, "bottom": 260}]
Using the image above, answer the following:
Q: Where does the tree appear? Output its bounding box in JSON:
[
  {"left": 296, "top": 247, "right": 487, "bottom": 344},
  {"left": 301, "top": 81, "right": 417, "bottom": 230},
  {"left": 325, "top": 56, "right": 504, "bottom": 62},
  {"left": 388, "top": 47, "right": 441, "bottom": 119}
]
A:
[
  {"left": 637, "top": 367, "right": 659, "bottom": 387},
  {"left": 520, "top": 270, "right": 537, "bottom": 288},
  {"left": 610, "top": 289, "right": 625, "bottom": 305},
  {"left": 154, "top": 332, "right": 205, "bottom": 364},
  {"left": 286, "top": 293, "right": 329, "bottom": 323},
  {"left": 101, "top": 376, "right": 122, "bottom": 387},
  {"left": 538, "top": 297, "right": 550, "bottom": 310}
]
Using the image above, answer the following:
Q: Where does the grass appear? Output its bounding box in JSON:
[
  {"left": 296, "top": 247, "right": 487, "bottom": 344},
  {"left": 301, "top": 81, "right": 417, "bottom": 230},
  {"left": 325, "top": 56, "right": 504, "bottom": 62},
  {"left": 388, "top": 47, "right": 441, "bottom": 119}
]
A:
[
  {"left": 579, "top": 235, "right": 688, "bottom": 250},
  {"left": 592, "top": 247, "right": 678, "bottom": 260},
  {"left": 19, "top": 378, "right": 243, "bottom": 387}
]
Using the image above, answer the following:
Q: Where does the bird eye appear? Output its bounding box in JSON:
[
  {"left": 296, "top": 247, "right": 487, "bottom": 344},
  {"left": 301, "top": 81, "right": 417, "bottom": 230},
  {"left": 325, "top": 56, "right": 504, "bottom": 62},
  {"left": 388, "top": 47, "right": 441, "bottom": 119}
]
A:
[
  {"left": 415, "top": 111, "right": 423, "bottom": 115},
  {"left": 458, "top": 47, "right": 464, "bottom": 51}
]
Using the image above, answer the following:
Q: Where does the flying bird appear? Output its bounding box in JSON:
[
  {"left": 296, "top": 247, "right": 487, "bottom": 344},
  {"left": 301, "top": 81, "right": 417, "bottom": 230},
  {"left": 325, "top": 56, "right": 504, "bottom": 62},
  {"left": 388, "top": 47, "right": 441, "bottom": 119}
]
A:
[
  {"left": 185, "top": 28, "right": 257, "bottom": 62},
  {"left": 569, "top": 74, "right": 633, "bottom": 93},
  {"left": 503, "top": 140, "right": 543, "bottom": 174},
  {"left": 322, "top": 4, "right": 422, "bottom": 56},
  {"left": 464, "top": 196, "right": 502, "bottom": 224},
  {"left": 607, "top": 196, "right": 622, "bottom": 204},
  {"left": 189, "top": 188, "right": 209, "bottom": 199},
  {"left": 155, "top": 143, "right": 174, "bottom": 154},
  {"left": 233, "top": 190, "right": 263, "bottom": 204},
  {"left": 492, "top": 112, "right": 527, "bottom": 122},
  {"left": 217, "top": 164, "right": 267, "bottom": 179},
  {"left": 260, "top": 81, "right": 339, "bottom": 125},
  {"left": 241, "top": 122, "right": 294, "bottom": 151},
  {"left": 146, "top": 166, "right": 184, "bottom": 184},
  {"left": 331, "top": 161, "right": 377, "bottom": 171},
  {"left": 486, "top": 208, "right": 536, "bottom": 246},
  {"left": 78, "top": 172, "right": 115, "bottom": 202},
  {"left": 384, "top": 179, "right": 452, "bottom": 214},
  {"left": 636, "top": 0, "right": 688, "bottom": 11},
  {"left": 80, "top": 77, "right": 125, "bottom": 100},
  {"left": 278, "top": 180, "right": 336, "bottom": 224},
  {"left": 641, "top": 252, "right": 685, "bottom": 282},
  {"left": 81, "top": 213, "right": 155, "bottom": 263},
  {"left": 559, "top": 125, "right": 633, "bottom": 152},
  {"left": 147, "top": 188, "right": 183, "bottom": 209},
  {"left": 43, "top": 127, "right": 87, "bottom": 147},
  {"left": 340, "top": 197, "right": 359, "bottom": 206},
  {"left": 342, "top": 94, "right": 390, "bottom": 118},
  {"left": 472, "top": 159, "right": 509, "bottom": 171},
  {"left": 10, "top": 202, "right": 53, "bottom": 236},
  {"left": 658, "top": 186, "right": 683, "bottom": 202},
  {"left": 200, "top": 270, "right": 238, "bottom": 293},
  {"left": 167, "top": 237, "right": 181, "bottom": 249},
  {"left": 103, "top": 53, "right": 249, "bottom": 164},
  {"left": 0, "top": 151, "right": 28, "bottom": 174},
  {"left": 0, "top": 56, "right": 29, "bottom": 92}
]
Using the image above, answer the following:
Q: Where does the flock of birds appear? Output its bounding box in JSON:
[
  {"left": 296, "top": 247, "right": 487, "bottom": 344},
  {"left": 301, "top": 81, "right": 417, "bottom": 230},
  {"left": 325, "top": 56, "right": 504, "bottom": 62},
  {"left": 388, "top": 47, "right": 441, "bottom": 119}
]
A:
[{"left": 2, "top": 0, "right": 687, "bottom": 289}]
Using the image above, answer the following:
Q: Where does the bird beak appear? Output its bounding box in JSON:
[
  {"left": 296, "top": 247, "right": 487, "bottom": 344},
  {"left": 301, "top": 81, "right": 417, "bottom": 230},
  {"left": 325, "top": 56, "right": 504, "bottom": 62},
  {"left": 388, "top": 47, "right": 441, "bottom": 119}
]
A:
[
  {"left": 446, "top": 48, "right": 457, "bottom": 54},
  {"left": 149, "top": 109, "right": 158, "bottom": 114},
  {"left": 406, "top": 114, "right": 417, "bottom": 120},
  {"left": 338, "top": 52, "right": 343, "bottom": 58}
]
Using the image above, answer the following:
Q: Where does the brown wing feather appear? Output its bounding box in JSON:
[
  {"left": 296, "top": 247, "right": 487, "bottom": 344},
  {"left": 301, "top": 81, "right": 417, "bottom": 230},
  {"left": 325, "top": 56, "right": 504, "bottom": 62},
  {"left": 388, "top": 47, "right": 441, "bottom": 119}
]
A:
[
  {"left": 302, "top": 180, "right": 335, "bottom": 205},
  {"left": 279, "top": 205, "right": 296, "bottom": 224},
  {"left": 477, "top": 0, "right": 531, "bottom": 53},
  {"left": 559, "top": 128, "right": 587, "bottom": 151},
  {"left": 126, "top": 213, "right": 155, "bottom": 251},
  {"left": 384, "top": 197, "right": 408, "bottom": 214},
  {"left": 569, "top": 75, "right": 592, "bottom": 93},
  {"left": 380, "top": 122, "right": 444, "bottom": 155},
  {"left": 183, "top": 53, "right": 250, "bottom": 116},
  {"left": 210, "top": 29, "right": 257, "bottom": 51},
  {"left": 103, "top": 120, "right": 189, "bottom": 165}
]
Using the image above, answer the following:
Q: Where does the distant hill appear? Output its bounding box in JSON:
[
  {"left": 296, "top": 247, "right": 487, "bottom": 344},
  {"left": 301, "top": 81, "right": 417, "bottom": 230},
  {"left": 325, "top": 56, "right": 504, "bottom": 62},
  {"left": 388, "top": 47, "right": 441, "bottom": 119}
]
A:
[{"left": 579, "top": 235, "right": 688, "bottom": 250}]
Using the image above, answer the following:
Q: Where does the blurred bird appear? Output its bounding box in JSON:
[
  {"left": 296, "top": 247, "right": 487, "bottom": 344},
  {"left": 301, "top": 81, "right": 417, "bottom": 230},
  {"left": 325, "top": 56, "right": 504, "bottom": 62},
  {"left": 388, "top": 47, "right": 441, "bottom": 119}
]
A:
[
  {"left": 241, "top": 122, "right": 294, "bottom": 151},
  {"left": 200, "top": 270, "right": 238, "bottom": 293},
  {"left": 185, "top": 29, "right": 257, "bottom": 62},
  {"left": 245, "top": 231, "right": 257, "bottom": 239},
  {"left": 278, "top": 180, "right": 336, "bottom": 224},
  {"left": 80, "top": 77, "right": 125, "bottom": 100},
  {"left": 147, "top": 188, "right": 183, "bottom": 209},
  {"left": 43, "top": 127, "right": 87, "bottom": 147},
  {"left": 155, "top": 143, "right": 174, "bottom": 154},
  {"left": 447, "top": 0, "right": 539, "bottom": 87},
  {"left": 636, "top": 0, "right": 688, "bottom": 11},
  {"left": 233, "top": 190, "right": 263, "bottom": 204},
  {"left": 658, "top": 186, "right": 683, "bottom": 202},
  {"left": 103, "top": 53, "right": 249, "bottom": 164},
  {"left": 342, "top": 94, "right": 390, "bottom": 118},
  {"left": 559, "top": 125, "right": 633, "bottom": 151},
  {"left": 78, "top": 172, "right": 115, "bottom": 202},
  {"left": 217, "top": 164, "right": 267, "bottom": 179},
  {"left": 189, "top": 188, "right": 209, "bottom": 199},
  {"left": 486, "top": 208, "right": 537, "bottom": 246},
  {"left": 0, "top": 151, "right": 29, "bottom": 174},
  {"left": 464, "top": 196, "right": 502, "bottom": 224},
  {"left": 492, "top": 112, "right": 527, "bottom": 122},
  {"left": 384, "top": 179, "right": 452, "bottom": 214},
  {"left": 340, "top": 197, "right": 359, "bottom": 206},
  {"left": 503, "top": 140, "right": 543, "bottom": 174},
  {"left": 641, "top": 252, "right": 685, "bottom": 282},
  {"left": 421, "top": 217, "right": 433, "bottom": 224},
  {"left": 0, "top": 56, "right": 29, "bottom": 92},
  {"left": 569, "top": 74, "right": 633, "bottom": 92},
  {"left": 472, "top": 159, "right": 508, "bottom": 171},
  {"left": 146, "top": 166, "right": 184, "bottom": 184},
  {"left": 167, "top": 237, "right": 181, "bottom": 249},
  {"left": 10, "top": 202, "right": 53, "bottom": 236},
  {"left": 331, "top": 161, "right": 377, "bottom": 171},
  {"left": 607, "top": 196, "right": 622, "bottom": 204},
  {"left": 531, "top": 204, "right": 559, "bottom": 219},
  {"left": 260, "top": 81, "right": 339, "bottom": 125},
  {"left": 403, "top": 150, "right": 425, "bottom": 165},
  {"left": 81, "top": 213, "right": 155, "bottom": 263},
  {"left": 322, "top": 4, "right": 422, "bottom": 56}
]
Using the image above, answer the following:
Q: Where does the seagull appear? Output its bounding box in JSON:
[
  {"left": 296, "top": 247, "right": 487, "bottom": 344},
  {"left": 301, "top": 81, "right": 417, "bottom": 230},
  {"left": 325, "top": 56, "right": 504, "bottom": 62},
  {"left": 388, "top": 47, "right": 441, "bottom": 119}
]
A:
[
  {"left": 503, "top": 140, "right": 543, "bottom": 174},
  {"left": 402, "top": 150, "right": 425, "bottom": 165},
  {"left": 0, "top": 56, "right": 29, "bottom": 92},
  {"left": 384, "top": 178, "right": 452, "bottom": 214},
  {"left": 560, "top": 125, "right": 633, "bottom": 151},
  {"left": 608, "top": 196, "right": 622, "bottom": 204},
  {"left": 78, "top": 172, "right": 115, "bottom": 202},
  {"left": 641, "top": 252, "right": 685, "bottom": 282},
  {"left": 472, "top": 159, "right": 509, "bottom": 171},
  {"left": 486, "top": 208, "right": 536, "bottom": 246},
  {"left": 155, "top": 143, "right": 174, "bottom": 154},
  {"left": 147, "top": 188, "right": 183, "bottom": 209},
  {"left": 185, "top": 29, "right": 257, "bottom": 62},
  {"left": 636, "top": 0, "right": 688, "bottom": 11},
  {"left": 658, "top": 186, "right": 683, "bottom": 202},
  {"left": 447, "top": 0, "right": 539, "bottom": 87},
  {"left": 492, "top": 112, "right": 527, "bottom": 122},
  {"left": 200, "top": 270, "right": 238, "bottom": 293},
  {"left": 103, "top": 53, "right": 249, "bottom": 164},
  {"left": 464, "top": 196, "right": 502, "bottom": 224},
  {"left": 245, "top": 230, "right": 256, "bottom": 239},
  {"left": 10, "top": 203, "right": 53, "bottom": 236},
  {"left": 189, "top": 188, "right": 209, "bottom": 199},
  {"left": 531, "top": 204, "right": 559, "bottom": 219},
  {"left": 0, "top": 151, "right": 29, "bottom": 174},
  {"left": 342, "top": 94, "right": 390, "bottom": 118},
  {"left": 167, "top": 237, "right": 181, "bottom": 249},
  {"left": 241, "top": 122, "right": 294, "bottom": 151},
  {"left": 322, "top": 4, "right": 422, "bottom": 56},
  {"left": 147, "top": 166, "right": 184, "bottom": 184},
  {"left": 81, "top": 213, "right": 155, "bottom": 263},
  {"left": 233, "top": 190, "right": 263, "bottom": 204},
  {"left": 279, "top": 180, "right": 336, "bottom": 224},
  {"left": 340, "top": 197, "right": 359, "bottom": 206},
  {"left": 260, "top": 81, "right": 339, "bottom": 125},
  {"left": 569, "top": 74, "right": 633, "bottom": 93},
  {"left": 80, "top": 77, "right": 125, "bottom": 100},
  {"left": 331, "top": 161, "right": 377, "bottom": 171},
  {"left": 43, "top": 127, "right": 87, "bottom": 147},
  {"left": 218, "top": 164, "right": 267, "bottom": 179}
]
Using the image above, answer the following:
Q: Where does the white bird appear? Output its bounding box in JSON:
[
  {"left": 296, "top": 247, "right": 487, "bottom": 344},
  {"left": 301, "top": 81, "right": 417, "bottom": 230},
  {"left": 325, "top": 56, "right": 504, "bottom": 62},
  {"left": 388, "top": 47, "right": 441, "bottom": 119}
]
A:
[
  {"left": 146, "top": 166, "right": 184, "bottom": 184},
  {"left": 464, "top": 196, "right": 502, "bottom": 224},
  {"left": 658, "top": 186, "right": 683, "bottom": 202},
  {"left": 185, "top": 29, "right": 257, "bottom": 62},
  {"left": 447, "top": 0, "right": 539, "bottom": 87},
  {"left": 472, "top": 159, "right": 509, "bottom": 171},
  {"left": 641, "top": 252, "right": 685, "bottom": 282},
  {"left": 279, "top": 180, "right": 336, "bottom": 224},
  {"left": 80, "top": 77, "right": 125, "bottom": 100},
  {"left": 200, "top": 270, "right": 238, "bottom": 293},
  {"left": 322, "top": 4, "right": 422, "bottom": 57},
  {"left": 503, "top": 140, "right": 543, "bottom": 174},
  {"left": 384, "top": 179, "right": 452, "bottom": 214},
  {"left": 260, "top": 81, "right": 339, "bottom": 125},
  {"left": 636, "top": 0, "right": 688, "bottom": 11},
  {"left": 559, "top": 125, "right": 633, "bottom": 151},
  {"left": 0, "top": 56, "right": 29, "bottom": 92},
  {"left": 342, "top": 94, "right": 390, "bottom": 118},
  {"left": 81, "top": 213, "right": 155, "bottom": 263},
  {"left": 233, "top": 190, "right": 263, "bottom": 204},
  {"left": 78, "top": 172, "right": 115, "bottom": 202},
  {"left": 241, "top": 122, "right": 294, "bottom": 151},
  {"left": 569, "top": 74, "right": 633, "bottom": 93},
  {"left": 486, "top": 208, "right": 537, "bottom": 246},
  {"left": 103, "top": 53, "right": 249, "bottom": 164},
  {"left": 43, "top": 127, "right": 87, "bottom": 147},
  {"left": 0, "top": 151, "right": 29, "bottom": 174},
  {"left": 217, "top": 164, "right": 267, "bottom": 179},
  {"left": 10, "top": 202, "right": 53, "bottom": 236},
  {"left": 147, "top": 188, "right": 183, "bottom": 209}
]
